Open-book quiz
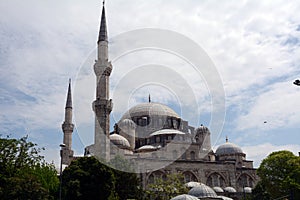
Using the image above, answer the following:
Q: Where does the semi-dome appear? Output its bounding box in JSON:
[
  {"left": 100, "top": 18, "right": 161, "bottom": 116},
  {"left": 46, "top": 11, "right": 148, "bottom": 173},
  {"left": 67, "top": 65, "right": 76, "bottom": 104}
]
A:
[
  {"left": 188, "top": 184, "right": 217, "bottom": 198},
  {"left": 121, "top": 102, "right": 179, "bottom": 120},
  {"left": 110, "top": 134, "right": 130, "bottom": 149},
  {"left": 216, "top": 141, "right": 243, "bottom": 156}
]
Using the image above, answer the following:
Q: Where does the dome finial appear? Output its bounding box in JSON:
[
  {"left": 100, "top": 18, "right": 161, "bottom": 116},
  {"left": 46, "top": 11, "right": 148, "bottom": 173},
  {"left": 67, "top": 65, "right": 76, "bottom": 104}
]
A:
[
  {"left": 148, "top": 94, "right": 151, "bottom": 103},
  {"left": 226, "top": 136, "right": 228, "bottom": 143},
  {"left": 102, "top": 0, "right": 105, "bottom": 6}
]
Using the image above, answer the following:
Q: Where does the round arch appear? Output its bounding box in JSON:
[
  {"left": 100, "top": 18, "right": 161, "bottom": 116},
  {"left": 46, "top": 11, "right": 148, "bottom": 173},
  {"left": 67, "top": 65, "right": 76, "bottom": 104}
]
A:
[
  {"left": 237, "top": 173, "right": 255, "bottom": 188},
  {"left": 183, "top": 171, "right": 198, "bottom": 183},
  {"left": 206, "top": 172, "right": 227, "bottom": 187},
  {"left": 147, "top": 170, "right": 167, "bottom": 185}
]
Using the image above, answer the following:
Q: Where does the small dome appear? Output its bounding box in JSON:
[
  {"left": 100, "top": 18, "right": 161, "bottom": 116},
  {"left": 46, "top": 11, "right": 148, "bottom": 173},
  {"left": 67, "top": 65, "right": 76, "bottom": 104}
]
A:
[
  {"left": 110, "top": 134, "right": 130, "bottom": 149},
  {"left": 121, "top": 102, "right": 179, "bottom": 120},
  {"left": 188, "top": 184, "right": 217, "bottom": 198},
  {"left": 213, "top": 186, "right": 224, "bottom": 193},
  {"left": 216, "top": 142, "right": 243, "bottom": 156},
  {"left": 118, "top": 118, "right": 136, "bottom": 128},
  {"left": 218, "top": 196, "right": 234, "bottom": 200},
  {"left": 170, "top": 194, "right": 199, "bottom": 200},
  {"left": 223, "top": 187, "right": 237, "bottom": 193},
  {"left": 185, "top": 181, "right": 202, "bottom": 188},
  {"left": 244, "top": 187, "right": 252, "bottom": 193}
]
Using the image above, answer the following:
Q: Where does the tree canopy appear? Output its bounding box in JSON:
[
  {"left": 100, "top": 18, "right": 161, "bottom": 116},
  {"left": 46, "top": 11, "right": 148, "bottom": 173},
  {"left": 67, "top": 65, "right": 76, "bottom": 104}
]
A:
[
  {"left": 62, "top": 156, "right": 117, "bottom": 200},
  {"left": 146, "top": 173, "right": 189, "bottom": 200},
  {"left": 0, "top": 135, "right": 59, "bottom": 199},
  {"left": 255, "top": 150, "right": 300, "bottom": 200},
  {"left": 62, "top": 155, "right": 141, "bottom": 200}
]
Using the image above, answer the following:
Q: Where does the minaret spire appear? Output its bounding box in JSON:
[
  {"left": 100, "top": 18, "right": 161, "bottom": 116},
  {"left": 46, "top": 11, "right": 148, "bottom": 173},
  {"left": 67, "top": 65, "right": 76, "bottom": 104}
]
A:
[
  {"left": 65, "top": 78, "right": 72, "bottom": 108},
  {"left": 92, "top": 2, "right": 113, "bottom": 161},
  {"left": 98, "top": 2, "right": 107, "bottom": 43},
  {"left": 61, "top": 79, "right": 74, "bottom": 165}
]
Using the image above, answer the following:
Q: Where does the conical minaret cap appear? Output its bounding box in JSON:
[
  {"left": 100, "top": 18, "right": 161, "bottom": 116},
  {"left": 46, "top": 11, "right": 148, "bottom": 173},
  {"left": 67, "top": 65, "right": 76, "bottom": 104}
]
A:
[
  {"left": 65, "top": 79, "right": 72, "bottom": 109},
  {"left": 97, "top": 3, "right": 107, "bottom": 43}
]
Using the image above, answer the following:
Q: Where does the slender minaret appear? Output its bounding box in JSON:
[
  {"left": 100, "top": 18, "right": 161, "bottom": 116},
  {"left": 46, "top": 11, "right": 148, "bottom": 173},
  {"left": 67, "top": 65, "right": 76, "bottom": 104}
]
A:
[
  {"left": 92, "top": 2, "right": 113, "bottom": 161},
  {"left": 61, "top": 79, "right": 74, "bottom": 165}
]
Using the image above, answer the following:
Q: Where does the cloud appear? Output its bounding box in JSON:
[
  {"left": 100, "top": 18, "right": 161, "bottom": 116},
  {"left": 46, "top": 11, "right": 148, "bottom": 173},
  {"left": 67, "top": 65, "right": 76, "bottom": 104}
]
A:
[
  {"left": 236, "top": 80, "right": 300, "bottom": 131},
  {"left": 1, "top": 0, "right": 300, "bottom": 169}
]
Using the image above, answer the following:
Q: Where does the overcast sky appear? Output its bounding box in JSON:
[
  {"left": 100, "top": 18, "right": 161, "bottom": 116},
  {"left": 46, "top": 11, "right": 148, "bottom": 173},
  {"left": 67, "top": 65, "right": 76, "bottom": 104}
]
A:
[{"left": 1, "top": 0, "right": 300, "bottom": 168}]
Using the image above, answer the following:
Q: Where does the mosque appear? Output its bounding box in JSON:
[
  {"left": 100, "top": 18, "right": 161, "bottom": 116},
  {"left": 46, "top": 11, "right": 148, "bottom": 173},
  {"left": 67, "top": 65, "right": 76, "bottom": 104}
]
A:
[{"left": 60, "top": 3, "right": 259, "bottom": 198}]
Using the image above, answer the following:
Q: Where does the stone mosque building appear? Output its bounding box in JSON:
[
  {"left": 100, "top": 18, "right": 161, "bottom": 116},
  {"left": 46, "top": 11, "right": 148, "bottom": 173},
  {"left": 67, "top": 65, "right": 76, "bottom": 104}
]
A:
[{"left": 60, "top": 3, "right": 259, "bottom": 196}]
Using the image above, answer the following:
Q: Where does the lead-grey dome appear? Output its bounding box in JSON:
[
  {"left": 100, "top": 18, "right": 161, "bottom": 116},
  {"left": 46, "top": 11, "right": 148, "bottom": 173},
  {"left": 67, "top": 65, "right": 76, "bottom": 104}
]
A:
[
  {"left": 121, "top": 102, "right": 179, "bottom": 120},
  {"left": 244, "top": 187, "right": 252, "bottom": 193},
  {"left": 118, "top": 118, "right": 136, "bottom": 128},
  {"left": 188, "top": 184, "right": 217, "bottom": 198},
  {"left": 213, "top": 186, "right": 224, "bottom": 193},
  {"left": 215, "top": 142, "right": 243, "bottom": 156},
  {"left": 110, "top": 134, "right": 130, "bottom": 149},
  {"left": 223, "top": 187, "right": 237, "bottom": 193}
]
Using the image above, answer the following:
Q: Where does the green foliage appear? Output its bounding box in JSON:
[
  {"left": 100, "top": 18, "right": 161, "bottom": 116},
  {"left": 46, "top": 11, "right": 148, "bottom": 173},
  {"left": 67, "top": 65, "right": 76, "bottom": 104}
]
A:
[
  {"left": 146, "top": 173, "right": 188, "bottom": 200},
  {"left": 62, "top": 155, "right": 142, "bottom": 200},
  {"left": 62, "top": 156, "right": 117, "bottom": 200},
  {"left": 0, "top": 135, "right": 59, "bottom": 199},
  {"left": 251, "top": 181, "right": 271, "bottom": 200},
  {"left": 256, "top": 150, "right": 300, "bottom": 200}
]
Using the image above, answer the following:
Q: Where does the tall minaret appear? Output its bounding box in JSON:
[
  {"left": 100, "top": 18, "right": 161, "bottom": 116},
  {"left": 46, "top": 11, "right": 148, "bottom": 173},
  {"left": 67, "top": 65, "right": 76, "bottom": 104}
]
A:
[
  {"left": 92, "top": 2, "right": 113, "bottom": 161},
  {"left": 61, "top": 79, "right": 74, "bottom": 165}
]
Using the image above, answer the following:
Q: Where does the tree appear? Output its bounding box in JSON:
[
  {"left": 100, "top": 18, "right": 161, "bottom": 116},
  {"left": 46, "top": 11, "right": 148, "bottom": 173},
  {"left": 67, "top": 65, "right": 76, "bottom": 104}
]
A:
[
  {"left": 109, "top": 155, "right": 142, "bottom": 199},
  {"left": 0, "top": 135, "right": 59, "bottom": 199},
  {"left": 146, "top": 173, "right": 189, "bottom": 200},
  {"left": 256, "top": 150, "right": 300, "bottom": 200},
  {"left": 62, "top": 156, "right": 117, "bottom": 200},
  {"left": 251, "top": 181, "right": 271, "bottom": 200}
]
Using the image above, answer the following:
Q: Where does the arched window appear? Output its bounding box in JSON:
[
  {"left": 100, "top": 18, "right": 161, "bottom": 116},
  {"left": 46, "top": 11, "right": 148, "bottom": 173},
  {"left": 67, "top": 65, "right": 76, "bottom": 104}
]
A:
[
  {"left": 183, "top": 171, "right": 198, "bottom": 183},
  {"left": 181, "top": 147, "right": 186, "bottom": 160},
  {"left": 237, "top": 174, "right": 254, "bottom": 188},
  {"left": 156, "top": 136, "right": 160, "bottom": 143},
  {"left": 148, "top": 174, "right": 155, "bottom": 184},
  {"left": 147, "top": 171, "right": 166, "bottom": 185},
  {"left": 206, "top": 173, "right": 226, "bottom": 187},
  {"left": 190, "top": 151, "right": 196, "bottom": 160}
]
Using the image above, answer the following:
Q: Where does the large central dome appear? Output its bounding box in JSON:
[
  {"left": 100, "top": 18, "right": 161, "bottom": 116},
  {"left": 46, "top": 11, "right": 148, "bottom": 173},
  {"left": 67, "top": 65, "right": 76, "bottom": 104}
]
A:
[{"left": 120, "top": 102, "right": 179, "bottom": 120}]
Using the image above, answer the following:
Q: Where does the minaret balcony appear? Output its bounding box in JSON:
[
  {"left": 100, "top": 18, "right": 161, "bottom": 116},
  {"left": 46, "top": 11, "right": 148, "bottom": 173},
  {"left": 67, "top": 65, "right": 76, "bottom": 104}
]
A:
[
  {"left": 93, "top": 99, "right": 113, "bottom": 113},
  {"left": 62, "top": 123, "right": 74, "bottom": 132},
  {"left": 94, "top": 61, "right": 112, "bottom": 76}
]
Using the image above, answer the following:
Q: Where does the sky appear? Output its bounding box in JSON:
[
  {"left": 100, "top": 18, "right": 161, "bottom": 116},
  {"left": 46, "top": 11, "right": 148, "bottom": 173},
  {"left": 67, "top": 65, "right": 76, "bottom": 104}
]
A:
[{"left": 1, "top": 0, "right": 300, "bottom": 169}]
